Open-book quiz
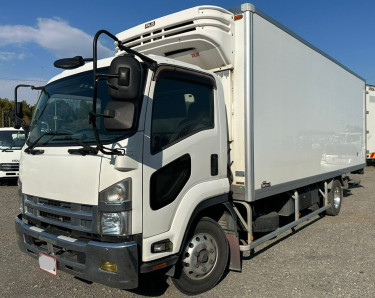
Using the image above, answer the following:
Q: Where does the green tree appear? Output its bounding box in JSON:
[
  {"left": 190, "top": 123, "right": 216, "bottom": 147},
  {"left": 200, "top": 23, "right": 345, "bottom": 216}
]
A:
[{"left": 0, "top": 97, "right": 36, "bottom": 128}]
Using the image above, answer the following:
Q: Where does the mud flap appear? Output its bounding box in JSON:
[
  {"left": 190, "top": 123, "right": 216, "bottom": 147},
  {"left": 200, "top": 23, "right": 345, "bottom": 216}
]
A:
[{"left": 226, "top": 233, "right": 241, "bottom": 272}]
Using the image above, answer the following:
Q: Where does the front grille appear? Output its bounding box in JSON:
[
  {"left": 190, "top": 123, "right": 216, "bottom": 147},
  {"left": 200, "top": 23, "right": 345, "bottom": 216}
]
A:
[
  {"left": 0, "top": 163, "right": 19, "bottom": 171},
  {"left": 39, "top": 211, "right": 70, "bottom": 223},
  {"left": 24, "top": 195, "right": 95, "bottom": 233}
]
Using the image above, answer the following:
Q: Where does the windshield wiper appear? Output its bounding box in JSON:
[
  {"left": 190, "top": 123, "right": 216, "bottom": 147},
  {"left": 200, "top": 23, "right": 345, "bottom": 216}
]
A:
[
  {"left": 68, "top": 145, "right": 99, "bottom": 156},
  {"left": 24, "top": 131, "right": 73, "bottom": 155},
  {"left": 52, "top": 135, "right": 99, "bottom": 156}
]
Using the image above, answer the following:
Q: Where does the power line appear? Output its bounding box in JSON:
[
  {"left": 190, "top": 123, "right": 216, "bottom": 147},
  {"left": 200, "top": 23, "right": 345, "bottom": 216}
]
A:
[{"left": 0, "top": 77, "right": 48, "bottom": 82}]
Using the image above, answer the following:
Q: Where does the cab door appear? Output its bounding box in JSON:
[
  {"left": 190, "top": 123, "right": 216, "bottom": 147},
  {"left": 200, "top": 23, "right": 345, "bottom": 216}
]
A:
[{"left": 142, "top": 66, "right": 222, "bottom": 240}]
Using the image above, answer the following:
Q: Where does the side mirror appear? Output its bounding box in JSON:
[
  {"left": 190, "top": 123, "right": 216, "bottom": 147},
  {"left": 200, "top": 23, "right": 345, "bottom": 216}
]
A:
[
  {"left": 104, "top": 101, "right": 135, "bottom": 131},
  {"left": 13, "top": 102, "right": 24, "bottom": 129},
  {"left": 16, "top": 102, "right": 23, "bottom": 117},
  {"left": 108, "top": 55, "right": 142, "bottom": 100},
  {"left": 54, "top": 56, "right": 86, "bottom": 69}
]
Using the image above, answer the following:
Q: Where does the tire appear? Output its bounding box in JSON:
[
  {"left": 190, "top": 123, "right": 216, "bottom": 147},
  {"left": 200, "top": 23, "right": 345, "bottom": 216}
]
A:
[
  {"left": 171, "top": 217, "right": 229, "bottom": 295},
  {"left": 326, "top": 179, "right": 342, "bottom": 216}
]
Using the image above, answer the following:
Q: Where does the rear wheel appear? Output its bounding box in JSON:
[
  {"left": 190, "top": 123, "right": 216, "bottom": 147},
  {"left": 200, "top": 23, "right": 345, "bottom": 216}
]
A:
[
  {"left": 326, "top": 179, "right": 342, "bottom": 216},
  {"left": 171, "top": 217, "right": 229, "bottom": 295}
]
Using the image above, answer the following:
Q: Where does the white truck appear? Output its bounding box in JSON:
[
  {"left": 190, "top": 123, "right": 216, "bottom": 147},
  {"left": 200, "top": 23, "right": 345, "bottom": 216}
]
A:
[
  {"left": 366, "top": 84, "right": 375, "bottom": 163},
  {"left": 14, "top": 3, "right": 365, "bottom": 295},
  {"left": 0, "top": 127, "right": 25, "bottom": 183}
]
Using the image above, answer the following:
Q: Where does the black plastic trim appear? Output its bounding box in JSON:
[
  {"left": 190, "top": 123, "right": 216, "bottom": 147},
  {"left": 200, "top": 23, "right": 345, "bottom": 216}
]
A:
[
  {"left": 254, "top": 164, "right": 366, "bottom": 201},
  {"left": 98, "top": 201, "right": 132, "bottom": 212},
  {"left": 140, "top": 255, "right": 179, "bottom": 273}
]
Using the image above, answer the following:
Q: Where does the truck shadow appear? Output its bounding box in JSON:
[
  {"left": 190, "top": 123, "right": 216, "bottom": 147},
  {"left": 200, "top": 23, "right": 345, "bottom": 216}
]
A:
[
  {"left": 0, "top": 178, "right": 18, "bottom": 186},
  {"left": 344, "top": 183, "right": 364, "bottom": 197},
  {"left": 242, "top": 215, "right": 324, "bottom": 261},
  {"left": 76, "top": 273, "right": 171, "bottom": 296},
  {"left": 242, "top": 182, "right": 360, "bottom": 261},
  {"left": 127, "top": 268, "right": 231, "bottom": 296},
  {"left": 127, "top": 272, "right": 170, "bottom": 296}
]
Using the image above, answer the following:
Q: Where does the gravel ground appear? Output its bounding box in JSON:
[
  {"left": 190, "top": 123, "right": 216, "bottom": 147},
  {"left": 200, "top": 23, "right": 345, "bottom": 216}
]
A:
[{"left": 1, "top": 167, "right": 374, "bottom": 297}]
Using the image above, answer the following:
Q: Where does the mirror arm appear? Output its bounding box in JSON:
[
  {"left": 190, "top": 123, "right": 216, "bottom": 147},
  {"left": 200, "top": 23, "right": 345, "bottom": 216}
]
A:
[
  {"left": 92, "top": 29, "right": 158, "bottom": 71},
  {"left": 88, "top": 111, "right": 123, "bottom": 156},
  {"left": 13, "top": 84, "right": 44, "bottom": 132},
  {"left": 96, "top": 73, "right": 120, "bottom": 90},
  {"left": 117, "top": 43, "right": 158, "bottom": 71},
  {"left": 89, "top": 111, "right": 114, "bottom": 120},
  {"left": 14, "top": 84, "right": 45, "bottom": 105},
  {"left": 15, "top": 84, "right": 34, "bottom": 104},
  {"left": 106, "top": 81, "right": 118, "bottom": 90}
]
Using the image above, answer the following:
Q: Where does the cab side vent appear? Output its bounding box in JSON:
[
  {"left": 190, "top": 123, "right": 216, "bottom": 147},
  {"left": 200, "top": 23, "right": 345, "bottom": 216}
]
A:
[{"left": 120, "top": 21, "right": 196, "bottom": 49}]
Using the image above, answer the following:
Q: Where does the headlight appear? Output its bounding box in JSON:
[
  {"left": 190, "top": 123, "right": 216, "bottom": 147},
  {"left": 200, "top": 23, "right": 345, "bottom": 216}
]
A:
[
  {"left": 100, "top": 212, "right": 131, "bottom": 235},
  {"left": 18, "top": 179, "right": 23, "bottom": 214},
  {"left": 99, "top": 179, "right": 132, "bottom": 236}
]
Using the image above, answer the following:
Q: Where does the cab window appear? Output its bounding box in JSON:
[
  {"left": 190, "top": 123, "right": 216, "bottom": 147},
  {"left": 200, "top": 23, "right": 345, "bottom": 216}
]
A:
[{"left": 151, "top": 69, "right": 215, "bottom": 154}]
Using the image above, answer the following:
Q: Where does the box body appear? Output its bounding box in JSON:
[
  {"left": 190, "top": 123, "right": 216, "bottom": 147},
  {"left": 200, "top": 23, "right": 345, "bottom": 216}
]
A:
[
  {"left": 366, "top": 85, "right": 375, "bottom": 160},
  {"left": 232, "top": 8, "right": 366, "bottom": 201}
]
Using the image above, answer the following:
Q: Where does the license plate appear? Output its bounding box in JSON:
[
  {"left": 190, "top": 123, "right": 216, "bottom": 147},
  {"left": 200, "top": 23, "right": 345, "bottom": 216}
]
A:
[{"left": 39, "top": 253, "right": 57, "bottom": 276}]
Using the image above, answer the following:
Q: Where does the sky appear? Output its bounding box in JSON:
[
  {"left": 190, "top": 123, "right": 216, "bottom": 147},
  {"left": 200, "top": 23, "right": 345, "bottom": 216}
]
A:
[{"left": 1, "top": 0, "right": 375, "bottom": 104}]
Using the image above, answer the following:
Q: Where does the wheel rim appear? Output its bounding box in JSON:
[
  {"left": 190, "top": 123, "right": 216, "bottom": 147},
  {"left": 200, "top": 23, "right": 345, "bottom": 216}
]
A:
[
  {"left": 333, "top": 187, "right": 341, "bottom": 209},
  {"left": 182, "top": 233, "right": 218, "bottom": 280}
]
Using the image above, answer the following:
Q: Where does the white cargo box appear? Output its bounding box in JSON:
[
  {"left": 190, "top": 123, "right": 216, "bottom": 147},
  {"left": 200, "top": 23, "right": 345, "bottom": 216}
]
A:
[
  {"left": 230, "top": 5, "right": 366, "bottom": 201},
  {"left": 366, "top": 84, "right": 375, "bottom": 160}
]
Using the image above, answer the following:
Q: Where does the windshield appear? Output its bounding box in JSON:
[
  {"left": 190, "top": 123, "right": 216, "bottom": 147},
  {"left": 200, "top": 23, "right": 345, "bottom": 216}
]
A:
[
  {"left": 28, "top": 67, "right": 140, "bottom": 146},
  {"left": 0, "top": 130, "right": 25, "bottom": 150}
]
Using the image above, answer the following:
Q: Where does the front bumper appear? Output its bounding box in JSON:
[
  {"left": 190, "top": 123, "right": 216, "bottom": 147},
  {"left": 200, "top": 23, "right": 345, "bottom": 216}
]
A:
[{"left": 15, "top": 214, "right": 139, "bottom": 289}]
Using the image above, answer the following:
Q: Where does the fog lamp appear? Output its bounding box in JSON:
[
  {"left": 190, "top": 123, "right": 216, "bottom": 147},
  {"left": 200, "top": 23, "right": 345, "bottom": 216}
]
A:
[
  {"left": 151, "top": 240, "right": 173, "bottom": 253},
  {"left": 100, "top": 261, "right": 117, "bottom": 273}
]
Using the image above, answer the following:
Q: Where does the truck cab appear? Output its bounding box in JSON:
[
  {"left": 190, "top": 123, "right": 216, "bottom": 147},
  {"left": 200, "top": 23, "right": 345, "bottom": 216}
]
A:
[{"left": 15, "top": 52, "right": 230, "bottom": 292}]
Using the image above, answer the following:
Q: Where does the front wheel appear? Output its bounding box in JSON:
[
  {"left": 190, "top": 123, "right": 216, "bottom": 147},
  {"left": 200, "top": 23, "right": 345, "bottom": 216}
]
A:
[{"left": 171, "top": 217, "right": 229, "bottom": 295}]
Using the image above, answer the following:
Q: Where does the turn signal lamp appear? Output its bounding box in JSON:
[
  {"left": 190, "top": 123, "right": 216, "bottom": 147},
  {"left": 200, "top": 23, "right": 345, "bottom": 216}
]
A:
[
  {"left": 152, "top": 262, "right": 168, "bottom": 271},
  {"left": 100, "top": 261, "right": 117, "bottom": 273}
]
